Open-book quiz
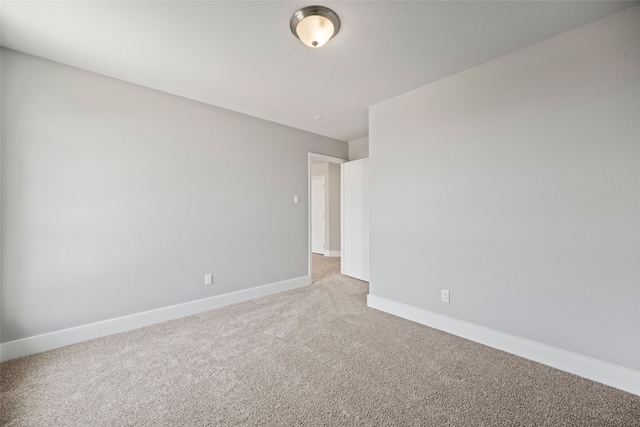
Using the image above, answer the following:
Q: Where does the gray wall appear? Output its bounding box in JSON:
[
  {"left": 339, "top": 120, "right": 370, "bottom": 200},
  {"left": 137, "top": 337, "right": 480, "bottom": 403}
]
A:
[
  {"left": 327, "top": 163, "right": 341, "bottom": 252},
  {"left": 1, "top": 49, "right": 347, "bottom": 342},
  {"left": 349, "top": 137, "right": 369, "bottom": 161},
  {"left": 369, "top": 6, "right": 639, "bottom": 370},
  {"left": 311, "top": 162, "right": 341, "bottom": 252}
]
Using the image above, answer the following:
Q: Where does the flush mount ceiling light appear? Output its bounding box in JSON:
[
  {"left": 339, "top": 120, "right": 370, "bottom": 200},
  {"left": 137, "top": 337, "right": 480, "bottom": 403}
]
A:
[{"left": 290, "top": 5, "right": 340, "bottom": 48}]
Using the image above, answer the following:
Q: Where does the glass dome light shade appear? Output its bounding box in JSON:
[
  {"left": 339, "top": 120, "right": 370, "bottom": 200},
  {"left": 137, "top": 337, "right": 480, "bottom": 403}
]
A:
[{"left": 295, "top": 15, "right": 335, "bottom": 48}]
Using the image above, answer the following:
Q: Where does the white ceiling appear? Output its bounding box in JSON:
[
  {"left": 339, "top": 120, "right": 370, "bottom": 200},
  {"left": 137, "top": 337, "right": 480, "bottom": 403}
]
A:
[{"left": 1, "top": 1, "right": 636, "bottom": 142}]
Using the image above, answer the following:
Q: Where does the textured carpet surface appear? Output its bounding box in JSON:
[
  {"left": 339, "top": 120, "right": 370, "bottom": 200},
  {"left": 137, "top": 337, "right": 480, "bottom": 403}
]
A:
[
  {"left": 1, "top": 255, "right": 639, "bottom": 426},
  {"left": 311, "top": 253, "right": 341, "bottom": 283}
]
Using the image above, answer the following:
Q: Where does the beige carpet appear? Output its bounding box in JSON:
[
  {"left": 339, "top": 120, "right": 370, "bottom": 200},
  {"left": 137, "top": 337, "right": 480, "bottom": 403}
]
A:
[
  {"left": 1, "top": 255, "right": 639, "bottom": 426},
  {"left": 311, "top": 253, "right": 341, "bottom": 283}
]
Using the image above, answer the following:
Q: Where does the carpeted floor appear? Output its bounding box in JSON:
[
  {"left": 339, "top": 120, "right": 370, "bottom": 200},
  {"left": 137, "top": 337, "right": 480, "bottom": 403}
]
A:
[
  {"left": 1, "top": 255, "right": 639, "bottom": 426},
  {"left": 311, "top": 252, "right": 341, "bottom": 283}
]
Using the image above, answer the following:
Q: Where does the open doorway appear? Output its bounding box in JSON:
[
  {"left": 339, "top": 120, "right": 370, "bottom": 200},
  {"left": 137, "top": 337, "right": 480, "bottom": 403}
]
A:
[{"left": 308, "top": 153, "right": 347, "bottom": 282}]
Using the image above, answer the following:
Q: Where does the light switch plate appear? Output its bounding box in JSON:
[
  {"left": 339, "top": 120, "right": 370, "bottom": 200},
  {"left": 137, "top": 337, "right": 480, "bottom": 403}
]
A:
[{"left": 441, "top": 289, "right": 450, "bottom": 303}]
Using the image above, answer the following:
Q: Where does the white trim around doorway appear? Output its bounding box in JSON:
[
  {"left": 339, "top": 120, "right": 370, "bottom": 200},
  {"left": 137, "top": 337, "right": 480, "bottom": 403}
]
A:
[{"left": 308, "top": 153, "right": 347, "bottom": 277}]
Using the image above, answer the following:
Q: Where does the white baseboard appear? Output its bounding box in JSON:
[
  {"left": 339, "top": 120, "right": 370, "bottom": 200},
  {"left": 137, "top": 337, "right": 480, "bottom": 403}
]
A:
[
  {"left": 324, "top": 251, "right": 341, "bottom": 257},
  {"left": 0, "top": 275, "right": 311, "bottom": 362},
  {"left": 367, "top": 294, "right": 640, "bottom": 396}
]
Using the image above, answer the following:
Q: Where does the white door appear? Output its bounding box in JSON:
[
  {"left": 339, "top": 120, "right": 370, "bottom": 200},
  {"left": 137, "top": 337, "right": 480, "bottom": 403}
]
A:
[
  {"left": 342, "top": 158, "right": 369, "bottom": 281},
  {"left": 311, "top": 176, "right": 326, "bottom": 255}
]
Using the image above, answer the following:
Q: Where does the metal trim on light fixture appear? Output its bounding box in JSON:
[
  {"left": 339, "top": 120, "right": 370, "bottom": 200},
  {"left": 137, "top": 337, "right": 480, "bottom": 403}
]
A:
[{"left": 290, "top": 5, "right": 340, "bottom": 48}]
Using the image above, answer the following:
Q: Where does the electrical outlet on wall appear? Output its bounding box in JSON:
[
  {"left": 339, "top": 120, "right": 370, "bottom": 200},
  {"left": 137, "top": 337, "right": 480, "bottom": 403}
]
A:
[
  {"left": 441, "top": 289, "right": 450, "bottom": 303},
  {"left": 204, "top": 274, "right": 213, "bottom": 286}
]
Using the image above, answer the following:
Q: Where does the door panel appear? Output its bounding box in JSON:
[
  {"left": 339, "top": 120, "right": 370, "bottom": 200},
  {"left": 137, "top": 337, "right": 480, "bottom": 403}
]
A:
[{"left": 342, "top": 158, "right": 369, "bottom": 281}]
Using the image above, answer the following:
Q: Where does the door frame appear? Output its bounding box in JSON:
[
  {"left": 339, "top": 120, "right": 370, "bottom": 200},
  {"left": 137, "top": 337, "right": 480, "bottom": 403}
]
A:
[{"left": 308, "top": 153, "right": 347, "bottom": 277}]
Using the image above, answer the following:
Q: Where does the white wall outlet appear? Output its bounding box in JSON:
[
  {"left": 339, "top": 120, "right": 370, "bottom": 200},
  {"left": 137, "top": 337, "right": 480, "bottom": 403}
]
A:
[
  {"left": 293, "top": 195, "right": 300, "bottom": 204},
  {"left": 204, "top": 274, "right": 213, "bottom": 286},
  {"left": 441, "top": 289, "right": 450, "bottom": 303}
]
